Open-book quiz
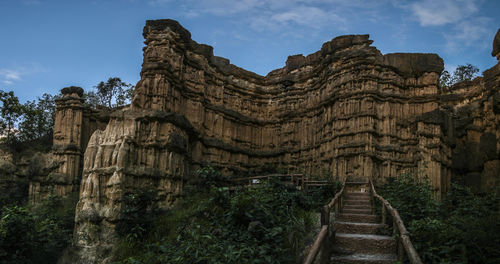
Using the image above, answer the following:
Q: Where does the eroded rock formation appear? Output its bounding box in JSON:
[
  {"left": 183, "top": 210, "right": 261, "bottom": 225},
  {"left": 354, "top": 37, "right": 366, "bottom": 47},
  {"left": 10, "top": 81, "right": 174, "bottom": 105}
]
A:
[
  {"left": 67, "top": 19, "right": 500, "bottom": 263},
  {"left": 28, "top": 87, "right": 109, "bottom": 203}
]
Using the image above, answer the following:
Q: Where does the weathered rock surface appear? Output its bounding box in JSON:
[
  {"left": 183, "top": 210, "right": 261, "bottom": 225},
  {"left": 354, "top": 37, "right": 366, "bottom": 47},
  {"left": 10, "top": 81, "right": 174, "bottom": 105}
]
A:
[
  {"left": 68, "top": 20, "right": 500, "bottom": 263},
  {"left": 441, "top": 50, "right": 500, "bottom": 192},
  {"left": 493, "top": 28, "right": 500, "bottom": 59},
  {"left": 29, "top": 87, "right": 109, "bottom": 204}
]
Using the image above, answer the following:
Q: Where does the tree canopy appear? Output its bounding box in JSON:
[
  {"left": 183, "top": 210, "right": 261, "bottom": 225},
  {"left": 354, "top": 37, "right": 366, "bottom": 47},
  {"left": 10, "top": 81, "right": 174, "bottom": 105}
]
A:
[
  {"left": 84, "top": 77, "right": 133, "bottom": 108},
  {"left": 440, "top": 63, "right": 480, "bottom": 88}
]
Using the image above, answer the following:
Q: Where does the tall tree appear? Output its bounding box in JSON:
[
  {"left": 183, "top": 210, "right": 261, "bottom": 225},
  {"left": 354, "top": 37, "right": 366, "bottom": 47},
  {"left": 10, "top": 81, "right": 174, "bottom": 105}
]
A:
[
  {"left": 18, "top": 93, "right": 56, "bottom": 144},
  {"left": 94, "top": 77, "right": 133, "bottom": 108},
  {"left": 440, "top": 63, "right": 480, "bottom": 89},
  {"left": 0, "top": 90, "right": 22, "bottom": 144}
]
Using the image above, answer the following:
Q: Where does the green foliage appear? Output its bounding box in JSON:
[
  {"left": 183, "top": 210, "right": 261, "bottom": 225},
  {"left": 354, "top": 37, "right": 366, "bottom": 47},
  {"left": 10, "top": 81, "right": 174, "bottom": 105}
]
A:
[
  {"left": 17, "top": 93, "right": 56, "bottom": 149},
  {"left": 440, "top": 63, "right": 480, "bottom": 89},
  {"left": 0, "top": 90, "right": 22, "bottom": 145},
  {"left": 0, "top": 194, "right": 77, "bottom": 264},
  {"left": 85, "top": 77, "right": 133, "bottom": 108},
  {"left": 113, "top": 170, "right": 339, "bottom": 264},
  {"left": 116, "top": 189, "right": 158, "bottom": 243},
  {"left": 378, "top": 173, "right": 439, "bottom": 223},
  {"left": 379, "top": 176, "right": 500, "bottom": 263},
  {"left": 196, "top": 166, "right": 229, "bottom": 187},
  {"left": 0, "top": 90, "right": 56, "bottom": 150},
  {"left": 0, "top": 180, "right": 28, "bottom": 208}
]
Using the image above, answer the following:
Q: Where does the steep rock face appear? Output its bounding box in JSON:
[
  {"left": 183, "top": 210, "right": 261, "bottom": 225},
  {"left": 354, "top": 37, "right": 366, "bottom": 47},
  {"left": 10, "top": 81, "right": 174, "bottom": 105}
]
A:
[
  {"left": 133, "top": 19, "right": 448, "bottom": 187},
  {"left": 442, "top": 60, "right": 500, "bottom": 192},
  {"left": 73, "top": 109, "right": 190, "bottom": 263},
  {"left": 29, "top": 87, "right": 109, "bottom": 204},
  {"left": 71, "top": 19, "right": 454, "bottom": 263}
]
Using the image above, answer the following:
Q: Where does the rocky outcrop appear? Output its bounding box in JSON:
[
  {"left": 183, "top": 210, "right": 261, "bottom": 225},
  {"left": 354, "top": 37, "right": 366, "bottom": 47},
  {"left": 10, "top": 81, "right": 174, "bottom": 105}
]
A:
[
  {"left": 67, "top": 20, "right": 500, "bottom": 263},
  {"left": 69, "top": 19, "right": 461, "bottom": 263},
  {"left": 493, "top": 28, "right": 500, "bottom": 60},
  {"left": 29, "top": 87, "right": 109, "bottom": 204},
  {"left": 441, "top": 51, "right": 500, "bottom": 192}
]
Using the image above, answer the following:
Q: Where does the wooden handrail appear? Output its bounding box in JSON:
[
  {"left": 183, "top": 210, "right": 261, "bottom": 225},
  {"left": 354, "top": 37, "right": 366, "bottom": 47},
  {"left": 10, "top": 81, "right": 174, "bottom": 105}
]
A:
[
  {"left": 303, "top": 225, "right": 328, "bottom": 264},
  {"left": 369, "top": 178, "right": 423, "bottom": 264},
  {"left": 303, "top": 177, "right": 346, "bottom": 264}
]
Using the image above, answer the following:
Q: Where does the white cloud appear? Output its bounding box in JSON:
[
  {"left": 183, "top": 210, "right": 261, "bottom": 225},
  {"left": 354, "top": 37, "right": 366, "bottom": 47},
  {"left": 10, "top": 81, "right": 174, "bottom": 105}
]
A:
[
  {"left": 147, "top": 0, "right": 376, "bottom": 35},
  {"left": 408, "top": 0, "right": 479, "bottom": 26},
  {"left": 0, "top": 69, "right": 22, "bottom": 86},
  {"left": 0, "top": 64, "right": 48, "bottom": 86},
  {"left": 444, "top": 17, "right": 491, "bottom": 51}
]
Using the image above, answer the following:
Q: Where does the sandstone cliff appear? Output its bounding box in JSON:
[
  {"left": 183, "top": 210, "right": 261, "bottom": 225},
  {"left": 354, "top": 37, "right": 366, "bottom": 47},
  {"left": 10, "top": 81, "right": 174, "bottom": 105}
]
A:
[{"left": 67, "top": 19, "right": 476, "bottom": 263}]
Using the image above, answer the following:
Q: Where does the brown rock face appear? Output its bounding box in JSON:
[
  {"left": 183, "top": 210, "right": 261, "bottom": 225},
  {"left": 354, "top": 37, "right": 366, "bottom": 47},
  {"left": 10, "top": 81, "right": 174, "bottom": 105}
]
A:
[
  {"left": 68, "top": 20, "right": 500, "bottom": 263},
  {"left": 69, "top": 19, "right": 460, "bottom": 262},
  {"left": 492, "top": 28, "right": 500, "bottom": 59},
  {"left": 29, "top": 87, "right": 109, "bottom": 204}
]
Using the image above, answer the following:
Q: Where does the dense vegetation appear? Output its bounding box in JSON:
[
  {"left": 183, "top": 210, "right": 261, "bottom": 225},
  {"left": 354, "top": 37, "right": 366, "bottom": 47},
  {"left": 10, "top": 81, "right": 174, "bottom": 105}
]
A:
[
  {"left": 113, "top": 167, "right": 341, "bottom": 264},
  {"left": 0, "top": 77, "right": 132, "bottom": 150},
  {"left": 378, "top": 174, "right": 500, "bottom": 264},
  {"left": 0, "top": 194, "right": 78, "bottom": 264}
]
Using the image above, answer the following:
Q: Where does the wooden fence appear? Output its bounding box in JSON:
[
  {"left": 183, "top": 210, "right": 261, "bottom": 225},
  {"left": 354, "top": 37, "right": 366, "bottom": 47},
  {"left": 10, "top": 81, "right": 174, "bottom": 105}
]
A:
[
  {"left": 230, "top": 174, "right": 333, "bottom": 190},
  {"left": 368, "top": 178, "right": 423, "bottom": 264}
]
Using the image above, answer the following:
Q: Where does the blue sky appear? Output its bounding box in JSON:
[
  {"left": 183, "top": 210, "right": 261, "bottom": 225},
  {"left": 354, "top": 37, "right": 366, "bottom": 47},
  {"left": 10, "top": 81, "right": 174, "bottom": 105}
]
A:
[{"left": 0, "top": 0, "right": 499, "bottom": 103}]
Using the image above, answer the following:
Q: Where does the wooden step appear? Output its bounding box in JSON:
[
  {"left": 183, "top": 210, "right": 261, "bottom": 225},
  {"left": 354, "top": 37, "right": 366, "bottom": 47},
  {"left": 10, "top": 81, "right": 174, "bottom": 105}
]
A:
[
  {"left": 345, "top": 192, "right": 371, "bottom": 197},
  {"left": 344, "top": 200, "right": 371, "bottom": 206},
  {"left": 343, "top": 204, "right": 371, "bottom": 210},
  {"left": 336, "top": 213, "right": 378, "bottom": 223},
  {"left": 334, "top": 222, "right": 386, "bottom": 235},
  {"left": 330, "top": 253, "right": 397, "bottom": 264},
  {"left": 341, "top": 208, "right": 373, "bottom": 215},
  {"left": 333, "top": 233, "right": 396, "bottom": 255}
]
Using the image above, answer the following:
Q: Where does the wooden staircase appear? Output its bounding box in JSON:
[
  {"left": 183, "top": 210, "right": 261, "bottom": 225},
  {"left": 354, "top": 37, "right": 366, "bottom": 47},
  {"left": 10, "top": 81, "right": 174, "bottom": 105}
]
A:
[{"left": 330, "top": 181, "right": 398, "bottom": 264}]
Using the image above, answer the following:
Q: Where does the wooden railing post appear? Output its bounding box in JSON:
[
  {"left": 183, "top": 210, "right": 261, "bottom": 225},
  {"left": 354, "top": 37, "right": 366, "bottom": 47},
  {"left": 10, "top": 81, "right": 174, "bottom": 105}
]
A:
[
  {"left": 381, "top": 204, "right": 386, "bottom": 225},
  {"left": 398, "top": 238, "right": 404, "bottom": 261},
  {"left": 320, "top": 205, "right": 330, "bottom": 264}
]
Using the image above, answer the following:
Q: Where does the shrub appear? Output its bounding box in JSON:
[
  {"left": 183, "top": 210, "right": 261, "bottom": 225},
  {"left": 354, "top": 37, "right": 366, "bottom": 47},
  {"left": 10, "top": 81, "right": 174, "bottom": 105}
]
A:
[
  {"left": 379, "top": 175, "right": 500, "bottom": 263},
  {"left": 112, "top": 173, "right": 329, "bottom": 263},
  {"left": 0, "top": 194, "right": 77, "bottom": 264}
]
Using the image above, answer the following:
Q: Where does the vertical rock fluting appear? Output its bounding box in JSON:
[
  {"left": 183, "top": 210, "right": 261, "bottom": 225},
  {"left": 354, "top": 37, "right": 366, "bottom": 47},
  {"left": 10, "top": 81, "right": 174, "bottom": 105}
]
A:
[
  {"left": 73, "top": 109, "right": 191, "bottom": 263},
  {"left": 442, "top": 30, "right": 500, "bottom": 192},
  {"left": 29, "top": 87, "right": 85, "bottom": 203},
  {"left": 70, "top": 20, "right": 500, "bottom": 262},
  {"left": 133, "top": 19, "right": 448, "bottom": 185},
  {"left": 28, "top": 87, "right": 109, "bottom": 204}
]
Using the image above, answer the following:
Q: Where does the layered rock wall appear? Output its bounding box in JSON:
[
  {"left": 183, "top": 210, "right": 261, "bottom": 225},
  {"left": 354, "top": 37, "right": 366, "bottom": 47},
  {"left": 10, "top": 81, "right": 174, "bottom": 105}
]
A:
[
  {"left": 69, "top": 20, "right": 500, "bottom": 263},
  {"left": 29, "top": 87, "right": 109, "bottom": 203},
  {"left": 442, "top": 30, "right": 500, "bottom": 192},
  {"left": 70, "top": 19, "right": 454, "bottom": 262},
  {"left": 132, "top": 20, "right": 449, "bottom": 187}
]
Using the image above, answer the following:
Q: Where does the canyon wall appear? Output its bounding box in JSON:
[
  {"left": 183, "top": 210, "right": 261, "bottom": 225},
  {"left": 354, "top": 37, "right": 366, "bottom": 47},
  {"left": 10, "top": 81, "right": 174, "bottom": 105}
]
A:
[
  {"left": 69, "top": 19, "right": 460, "bottom": 263},
  {"left": 28, "top": 87, "right": 109, "bottom": 204},
  {"left": 65, "top": 20, "right": 500, "bottom": 263}
]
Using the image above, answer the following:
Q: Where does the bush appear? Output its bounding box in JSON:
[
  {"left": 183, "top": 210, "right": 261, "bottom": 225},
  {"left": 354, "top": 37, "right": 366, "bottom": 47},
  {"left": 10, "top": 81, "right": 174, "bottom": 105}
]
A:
[
  {"left": 112, "top": 174, "right": 333, "bottom": 263},
  {"left": 0, "top": 194, "right": 77, "bottom": 264},
  {"left": 378, "top": 176, "right": 500, "bottom": 263},
  {"left": 116, "top": 189, "right": 158, "bottom": 243}
]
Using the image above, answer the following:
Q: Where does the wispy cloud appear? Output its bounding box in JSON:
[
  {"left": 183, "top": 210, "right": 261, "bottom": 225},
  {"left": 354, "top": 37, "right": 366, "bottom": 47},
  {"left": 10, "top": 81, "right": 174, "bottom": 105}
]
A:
[
  {"left": 0, "top": 64, "right": 48, "bottom": 86},
  {"left": 148, "top": 0, "right": 380, "bottom": 36},
  {"left": 444, "top": 17, "right": 491, "bottom": 51},
  {"left": 408, "top": 0, "right": 478, "bottom": 26},
  {"left": 0, "top": 69, "right": 22, "bottom": 86}
]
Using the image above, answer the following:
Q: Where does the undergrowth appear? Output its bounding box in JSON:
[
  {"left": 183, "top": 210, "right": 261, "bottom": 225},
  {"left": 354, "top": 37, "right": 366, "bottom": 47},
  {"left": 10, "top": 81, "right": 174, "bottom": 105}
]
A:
[
  {"left": 113, "top": 167, "right": 341, "bottom": 264},
  {"left": 0, "top": 193, "right": 78, "bottom": 264},
  {"left": 378, "top": 174, "right": 500, "bottom": 264}
]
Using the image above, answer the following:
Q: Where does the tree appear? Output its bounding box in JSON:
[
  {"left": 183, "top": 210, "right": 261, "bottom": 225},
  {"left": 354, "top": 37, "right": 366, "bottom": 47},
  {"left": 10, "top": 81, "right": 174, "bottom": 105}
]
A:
[
  {"left": 0, "top": 90, "right": 22, "bottom": 144},
  {"left": 440, "top": 63, "right": 480, "bottom": 89},
  {"left": 93, "top": 77, "right": 133, "bottom": 108},
  {"left": 18, "top": 93, "right": 56, "bottom": 144}
]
